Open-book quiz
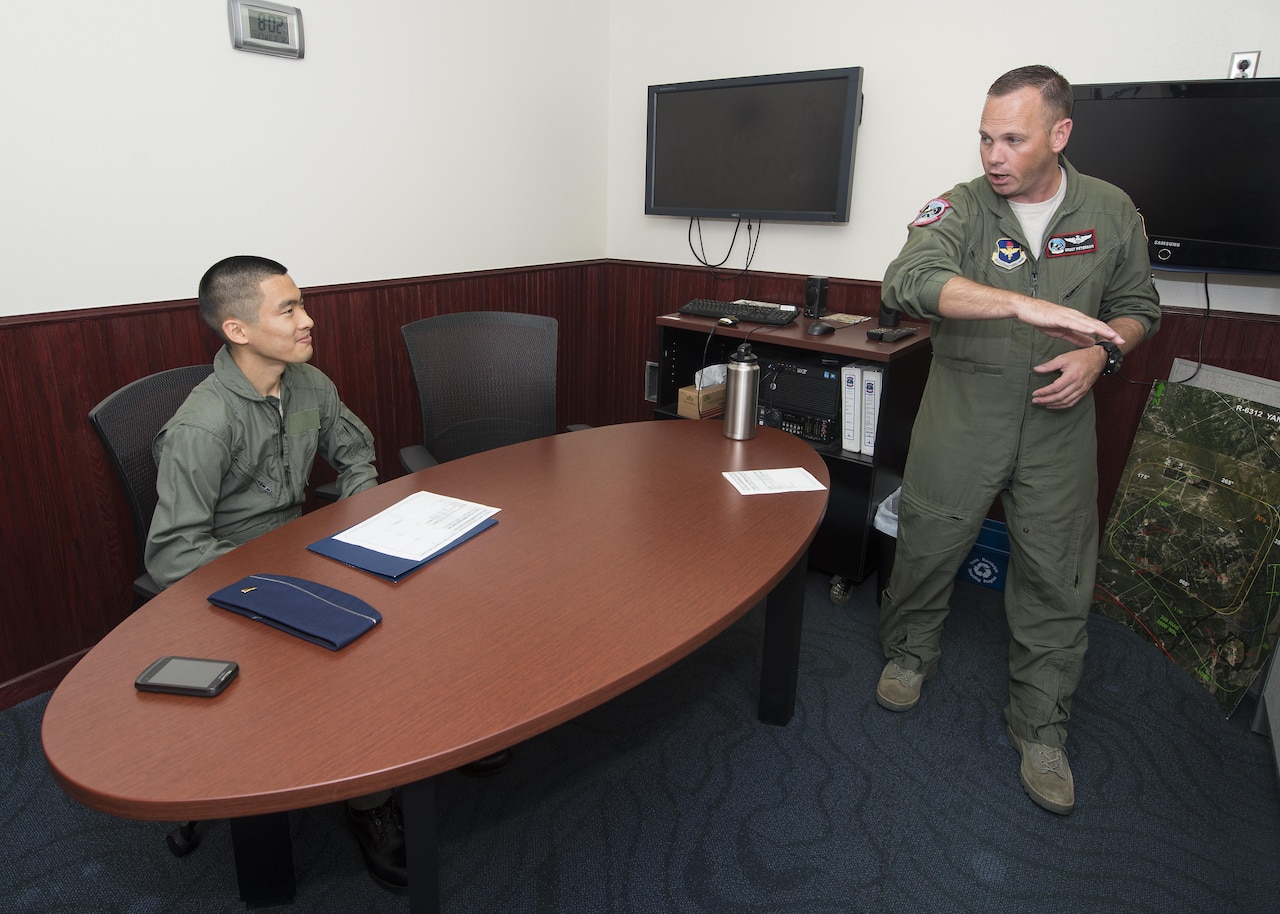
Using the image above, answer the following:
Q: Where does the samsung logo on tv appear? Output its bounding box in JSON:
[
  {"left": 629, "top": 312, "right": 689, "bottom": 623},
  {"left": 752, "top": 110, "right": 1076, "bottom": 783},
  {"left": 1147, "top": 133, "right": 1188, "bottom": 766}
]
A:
[{"left": 1152, "top": 240, "right": 1181, "bottom": 247}]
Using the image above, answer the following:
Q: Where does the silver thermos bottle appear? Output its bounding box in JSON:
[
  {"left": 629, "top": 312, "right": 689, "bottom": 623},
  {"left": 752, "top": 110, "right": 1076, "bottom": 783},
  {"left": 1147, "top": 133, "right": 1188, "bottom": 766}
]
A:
[{"left": 723, "top": 343, "right": 759, "bottom": 440}]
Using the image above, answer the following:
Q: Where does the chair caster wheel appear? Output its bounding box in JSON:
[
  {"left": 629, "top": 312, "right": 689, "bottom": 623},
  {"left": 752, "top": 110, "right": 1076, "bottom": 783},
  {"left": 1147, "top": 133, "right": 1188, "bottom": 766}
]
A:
[
  {"left": 830, "top": 575, "right": 853, "bottom": 606},
  {"left": 167, "top": 821, "right": 200, "bottom": 857},
  {"left": 460, "top": 748, "right": 513, "bottom": 777}
]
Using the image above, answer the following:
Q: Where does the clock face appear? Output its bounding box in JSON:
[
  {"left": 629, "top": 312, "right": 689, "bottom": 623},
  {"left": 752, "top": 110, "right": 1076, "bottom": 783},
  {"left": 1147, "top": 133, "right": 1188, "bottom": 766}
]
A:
[
  {"left": 247, "top": 11, "right": 290, "bottom": 46},
  {"left": 228, "top": 0, "right": 303, "bottom": 59}
]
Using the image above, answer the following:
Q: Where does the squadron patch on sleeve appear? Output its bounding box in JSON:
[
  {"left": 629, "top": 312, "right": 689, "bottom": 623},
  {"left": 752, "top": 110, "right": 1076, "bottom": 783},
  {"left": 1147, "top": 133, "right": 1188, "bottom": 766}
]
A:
[{"left": 911, "top": 197, "right": 952, "bottom": 227}]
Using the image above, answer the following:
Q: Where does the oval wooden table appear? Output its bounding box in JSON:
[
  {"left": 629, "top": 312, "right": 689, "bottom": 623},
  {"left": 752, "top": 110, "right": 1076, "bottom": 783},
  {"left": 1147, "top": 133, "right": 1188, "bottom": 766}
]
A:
[{"left": 43, "top": 420, "right": 829, "bottom": 913}]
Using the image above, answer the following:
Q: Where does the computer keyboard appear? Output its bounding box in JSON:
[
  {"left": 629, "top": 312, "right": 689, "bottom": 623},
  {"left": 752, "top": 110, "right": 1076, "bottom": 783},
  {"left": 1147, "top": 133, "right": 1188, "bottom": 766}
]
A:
[{"left": 678, "top": 298, "right": 800, "bottom": 326}]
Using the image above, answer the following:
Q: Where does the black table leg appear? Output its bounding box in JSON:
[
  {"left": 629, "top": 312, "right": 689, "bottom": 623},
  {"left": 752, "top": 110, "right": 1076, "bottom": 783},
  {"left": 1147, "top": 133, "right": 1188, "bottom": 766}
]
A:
[
  {"left": 402, "top": 776, "right": 441, "bottom": 914},
  {"left": 230, "top": 812, "right": 295, "bottom": 907},
  {"left": 758, "top": 550, "right": 807, "bottom": 725}
]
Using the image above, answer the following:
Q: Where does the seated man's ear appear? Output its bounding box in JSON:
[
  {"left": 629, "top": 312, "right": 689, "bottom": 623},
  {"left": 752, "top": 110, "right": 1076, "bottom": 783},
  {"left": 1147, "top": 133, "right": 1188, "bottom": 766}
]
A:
[{"left": 222, "top": 317, "right": 250, "bottom": 345}]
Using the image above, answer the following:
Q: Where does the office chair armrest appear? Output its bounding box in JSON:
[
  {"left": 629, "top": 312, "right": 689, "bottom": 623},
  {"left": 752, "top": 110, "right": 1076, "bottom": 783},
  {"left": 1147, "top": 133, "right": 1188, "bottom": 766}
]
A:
[
  {"left": 134, "top": 572, "right": 163, "bottom": 604},
  {"left": 399, "top": 444, "right": 440, "bottom": 474},
  {"left": 313, "top": 481, "right": 340, "bottom": 502},
  {"left": 566, "top": 424, "right": 592, "bottom": 433}
]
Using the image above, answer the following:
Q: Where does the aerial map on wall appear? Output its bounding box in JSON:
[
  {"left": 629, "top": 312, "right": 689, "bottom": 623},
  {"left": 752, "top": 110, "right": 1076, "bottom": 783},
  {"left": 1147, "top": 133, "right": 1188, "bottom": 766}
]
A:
[{"left": 1093, "top": 380, "right": 1280, "bottom": 715}]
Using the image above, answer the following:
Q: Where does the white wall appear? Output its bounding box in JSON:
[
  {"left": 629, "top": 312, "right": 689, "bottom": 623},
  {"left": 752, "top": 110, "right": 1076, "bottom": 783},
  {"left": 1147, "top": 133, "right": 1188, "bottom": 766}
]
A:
[
  {"left": 605, "top": 0, "right": 1280, "bottom": 315},
  {"left": 4, "top": 2, "right": 1280, "bottom": 317},
  {"left": 0, "top": 1, "right": 609, "bottom": 315}
]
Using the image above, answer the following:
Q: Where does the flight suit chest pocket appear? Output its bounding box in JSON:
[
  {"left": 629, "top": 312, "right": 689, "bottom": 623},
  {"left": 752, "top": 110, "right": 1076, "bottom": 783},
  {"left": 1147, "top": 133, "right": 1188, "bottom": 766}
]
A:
[
  {"left": 286, "top": 407, "right": 321, "bottom": 475},
  {"left": 287, "top": 408, "right": 321, "bottom": 436}
]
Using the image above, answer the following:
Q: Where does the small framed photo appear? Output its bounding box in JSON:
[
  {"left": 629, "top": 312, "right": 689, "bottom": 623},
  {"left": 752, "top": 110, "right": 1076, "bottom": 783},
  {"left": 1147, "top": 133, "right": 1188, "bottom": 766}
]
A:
[{"left": 228, "top": 0, "right": 304, "bottom": 59}]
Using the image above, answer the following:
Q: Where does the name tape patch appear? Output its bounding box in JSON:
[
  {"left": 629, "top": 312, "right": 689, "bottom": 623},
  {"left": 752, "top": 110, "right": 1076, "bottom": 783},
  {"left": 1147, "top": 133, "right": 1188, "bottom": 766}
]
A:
[{"left": 1046, "top": 229, "right": 1097, "bottom": 257}]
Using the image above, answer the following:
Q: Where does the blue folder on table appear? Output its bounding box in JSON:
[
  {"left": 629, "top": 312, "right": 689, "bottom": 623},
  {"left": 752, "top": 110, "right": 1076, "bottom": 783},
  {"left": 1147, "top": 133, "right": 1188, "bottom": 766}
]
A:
[
  {"left": 209, "top": 574, "right": 382, "bottom": 650},
  {"left": 307, "top": 517, "right": 497, "bottom": 582}
]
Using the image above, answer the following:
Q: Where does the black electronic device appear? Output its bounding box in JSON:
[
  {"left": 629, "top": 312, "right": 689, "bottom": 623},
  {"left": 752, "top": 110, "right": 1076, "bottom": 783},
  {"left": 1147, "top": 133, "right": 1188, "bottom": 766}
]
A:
[
  {"left": 756, "top": 349, "right": 846, "bottom": 445},
  {"left": 804, "top": 275, "right": 829, "bottom": 317},
  {"left": 678, "top": 298, "right": 799, "bottom": 326},
  {"left": 867, "top": 326, "right": 917, "bottom": 342},
  {"left": 135, "top": 656, "right": 239, "bottom": 697},
  {"left": 807, "top": 321, "right": 836, "bottom": 336},
  {"left": 645, "top": 67, "right": 865, "bottom": 223},
  {"left": 1069, "top": 77, "right": 1280, "bottom": 274}
]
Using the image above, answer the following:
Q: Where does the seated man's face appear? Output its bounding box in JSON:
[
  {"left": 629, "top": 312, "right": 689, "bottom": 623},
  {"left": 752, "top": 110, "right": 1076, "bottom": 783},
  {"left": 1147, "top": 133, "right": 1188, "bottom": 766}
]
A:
[{"left": 242, "top": 274, "right": 315, "bottom": 366}]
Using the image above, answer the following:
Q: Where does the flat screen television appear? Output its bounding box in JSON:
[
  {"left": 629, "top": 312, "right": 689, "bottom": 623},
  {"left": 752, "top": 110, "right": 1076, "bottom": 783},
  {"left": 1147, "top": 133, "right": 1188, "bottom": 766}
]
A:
[
  {"left": 1067, "top": 77, "right": 1280, "bottom": 274},
  {"left": 645, "top": 67, "right": 864, "bottom": 223}
]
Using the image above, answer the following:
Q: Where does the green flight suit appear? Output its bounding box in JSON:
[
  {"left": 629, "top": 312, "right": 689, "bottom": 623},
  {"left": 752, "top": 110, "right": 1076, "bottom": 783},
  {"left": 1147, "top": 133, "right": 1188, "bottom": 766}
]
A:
[
  {"left": 879, "top": 156, "right": 1161, "bottom": 748},
  {"left": 146, "top": 346, "right": 377, "bottom": 590}
]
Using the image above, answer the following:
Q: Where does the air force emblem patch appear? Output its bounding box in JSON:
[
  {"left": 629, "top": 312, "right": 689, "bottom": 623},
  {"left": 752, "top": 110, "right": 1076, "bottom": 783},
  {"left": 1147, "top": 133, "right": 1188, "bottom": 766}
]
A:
[
  {"left": 911, "top": 198, "right": 952, "bottom": 227},
  {"left": 992, "top": 238, "right": 1026, "bottom": 270}
]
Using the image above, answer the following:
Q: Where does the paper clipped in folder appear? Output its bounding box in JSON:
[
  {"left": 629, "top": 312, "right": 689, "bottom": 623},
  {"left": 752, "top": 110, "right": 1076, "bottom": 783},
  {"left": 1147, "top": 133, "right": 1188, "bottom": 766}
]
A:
[{"left": 308, "top": 490, "right": 500, "bottom": 582}]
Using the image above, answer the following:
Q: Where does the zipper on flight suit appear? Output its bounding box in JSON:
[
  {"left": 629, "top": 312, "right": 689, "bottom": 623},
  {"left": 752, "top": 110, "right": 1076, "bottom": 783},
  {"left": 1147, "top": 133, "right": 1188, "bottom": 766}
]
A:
[{"left": 275, "top": 398, "right": 291, "bottom": 498}]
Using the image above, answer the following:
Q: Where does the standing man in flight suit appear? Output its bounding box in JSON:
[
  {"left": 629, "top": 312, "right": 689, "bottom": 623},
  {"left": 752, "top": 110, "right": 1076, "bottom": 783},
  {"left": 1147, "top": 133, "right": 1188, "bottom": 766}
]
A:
[{"left": 874, "top": 65, "right": 1161, "bottom": 815}]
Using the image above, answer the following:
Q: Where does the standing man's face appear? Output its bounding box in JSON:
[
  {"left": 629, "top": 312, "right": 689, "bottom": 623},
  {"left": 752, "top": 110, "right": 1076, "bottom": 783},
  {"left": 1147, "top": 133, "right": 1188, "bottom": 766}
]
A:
[{"left": 979, "top": 86, "right": 1072, "bottom": 205}]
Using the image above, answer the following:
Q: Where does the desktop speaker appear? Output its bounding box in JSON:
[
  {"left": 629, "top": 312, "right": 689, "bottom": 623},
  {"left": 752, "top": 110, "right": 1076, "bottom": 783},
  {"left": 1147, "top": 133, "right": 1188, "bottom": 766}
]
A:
[{"left": 804, "top": 276, "right": 829, "bottom": 319}]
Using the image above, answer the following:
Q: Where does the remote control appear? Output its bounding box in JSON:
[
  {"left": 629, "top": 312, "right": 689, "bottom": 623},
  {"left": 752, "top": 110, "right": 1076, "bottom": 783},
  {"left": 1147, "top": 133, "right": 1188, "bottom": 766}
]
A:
[{"left": 867, "top": 326, "right": 918, "bottom": 342}]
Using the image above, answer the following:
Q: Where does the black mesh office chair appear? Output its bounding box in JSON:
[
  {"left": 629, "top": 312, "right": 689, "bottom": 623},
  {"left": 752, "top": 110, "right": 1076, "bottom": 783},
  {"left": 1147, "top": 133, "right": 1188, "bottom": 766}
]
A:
[
  {"left": 399, "top": 311, "right": 585, "bottom": 473},
  {"left": 89, "top": 364, "right": 215, "bottom": 607},
  {"left": 399, "top": 311, "right": 586, "bottom": 775},
  {"left": 90, "top": 364, "right": 337, "bottom": 857},
  {"left": 90, "top": 366, "right": 216, "bottom": 855}
]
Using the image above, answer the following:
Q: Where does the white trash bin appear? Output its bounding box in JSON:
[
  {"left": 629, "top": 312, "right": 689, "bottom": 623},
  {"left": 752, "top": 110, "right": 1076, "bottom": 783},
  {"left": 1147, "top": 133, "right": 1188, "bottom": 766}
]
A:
[{"left": 872, "top": 487, "right": 902, "bottom": 605}]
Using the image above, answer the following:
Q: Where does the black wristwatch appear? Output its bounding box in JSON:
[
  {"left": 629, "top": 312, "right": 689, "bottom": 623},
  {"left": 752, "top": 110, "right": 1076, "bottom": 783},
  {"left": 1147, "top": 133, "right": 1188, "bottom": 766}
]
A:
[{"left": 1095, "top": 340, "right": 1123, "bottom": 377}]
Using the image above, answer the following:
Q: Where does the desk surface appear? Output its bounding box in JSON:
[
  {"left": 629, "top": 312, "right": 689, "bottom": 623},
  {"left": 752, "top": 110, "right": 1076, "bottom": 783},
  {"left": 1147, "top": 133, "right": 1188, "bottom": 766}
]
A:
[
  {"left": 657, "top": 312, "right": 932, "bottom": 363},
  {"left": 43, "top": 421, "right": 828, "bottom": 822}
]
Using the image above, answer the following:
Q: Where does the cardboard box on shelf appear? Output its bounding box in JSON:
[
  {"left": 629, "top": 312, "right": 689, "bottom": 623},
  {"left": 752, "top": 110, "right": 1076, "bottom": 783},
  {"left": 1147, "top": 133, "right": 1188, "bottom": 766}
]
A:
[{"left": 677, "top": 383, "right": 726, "bottom": 419}]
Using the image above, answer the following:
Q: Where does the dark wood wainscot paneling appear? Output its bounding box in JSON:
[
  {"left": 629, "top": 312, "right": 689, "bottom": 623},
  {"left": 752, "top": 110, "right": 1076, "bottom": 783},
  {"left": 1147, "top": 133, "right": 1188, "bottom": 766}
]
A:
[
  {"left": 0, "top": 263, "right": 611, "bottom": 705},
  {"left": 1, "top": 262, "right": 1277, "bottom": 706}
]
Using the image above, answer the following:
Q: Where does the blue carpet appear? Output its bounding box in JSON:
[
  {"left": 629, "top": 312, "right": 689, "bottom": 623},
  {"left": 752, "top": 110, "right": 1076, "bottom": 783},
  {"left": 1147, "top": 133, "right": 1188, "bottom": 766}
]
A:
[{"left": 3, "top": 572, "right": 1278, "bottom": 913}]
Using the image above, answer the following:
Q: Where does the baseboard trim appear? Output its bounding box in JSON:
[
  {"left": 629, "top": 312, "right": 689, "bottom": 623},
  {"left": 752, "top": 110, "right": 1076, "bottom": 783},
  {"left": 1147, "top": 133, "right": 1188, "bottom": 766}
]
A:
[{"left": 0, "top": 651, "right": 86, "bottom": 710}]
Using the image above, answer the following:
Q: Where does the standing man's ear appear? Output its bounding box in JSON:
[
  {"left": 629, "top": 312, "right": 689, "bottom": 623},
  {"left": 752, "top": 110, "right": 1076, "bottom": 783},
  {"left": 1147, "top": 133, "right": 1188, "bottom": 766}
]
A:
[{"left": 1051, "top": 117, "right": 1072, "bottom": 154}]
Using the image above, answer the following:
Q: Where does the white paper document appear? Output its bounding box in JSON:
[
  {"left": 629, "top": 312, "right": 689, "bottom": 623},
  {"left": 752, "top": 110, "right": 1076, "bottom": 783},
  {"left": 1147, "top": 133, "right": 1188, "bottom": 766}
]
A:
[
  {"left": 333, "top": 491, "right": 501, "bottom": 561},
  {"left": 722, "top": 467, "right": 827, "bottom": 495}
]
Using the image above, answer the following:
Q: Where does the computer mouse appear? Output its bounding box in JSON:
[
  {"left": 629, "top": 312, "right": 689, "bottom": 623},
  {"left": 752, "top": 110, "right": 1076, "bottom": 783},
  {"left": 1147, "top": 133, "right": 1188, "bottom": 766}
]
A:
[{"left": 806, "top": 321, "right": 835, "bottom": 336}]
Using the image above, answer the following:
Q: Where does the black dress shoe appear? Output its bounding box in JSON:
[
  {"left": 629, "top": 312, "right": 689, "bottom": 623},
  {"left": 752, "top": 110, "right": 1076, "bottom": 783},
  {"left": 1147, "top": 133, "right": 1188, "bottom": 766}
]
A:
[
  {"left": 346, "top": 794, "right": 407, "bottom": 894},
  {"left": 460, "top": 748, "right": 513, "bottom": 776}
]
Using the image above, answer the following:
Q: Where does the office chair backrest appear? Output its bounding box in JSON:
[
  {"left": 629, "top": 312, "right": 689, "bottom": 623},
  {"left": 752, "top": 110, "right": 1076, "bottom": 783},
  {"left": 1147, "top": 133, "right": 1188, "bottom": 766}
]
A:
[
  {"left": 89, "top": 364, "right": 214, "bottom": 581},
  {"left": 401, "top": 312, "right": 558, "bottom": 462}
]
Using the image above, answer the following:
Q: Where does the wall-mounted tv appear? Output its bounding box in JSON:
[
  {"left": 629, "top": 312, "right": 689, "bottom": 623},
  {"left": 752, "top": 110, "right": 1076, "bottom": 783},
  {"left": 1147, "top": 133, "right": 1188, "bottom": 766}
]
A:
[
  {"left": 1068, "top": 77, "right": 1280, "bottom": 275},
  {"left": 645, "top": 67, "right": 864, "bottom": 224}
]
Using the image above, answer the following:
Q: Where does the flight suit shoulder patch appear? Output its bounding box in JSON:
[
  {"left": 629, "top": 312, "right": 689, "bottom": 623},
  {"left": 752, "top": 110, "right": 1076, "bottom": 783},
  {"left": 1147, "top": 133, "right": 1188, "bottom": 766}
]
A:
[{"left": 911, "top": 196, "right": 953, "bottom": 227}]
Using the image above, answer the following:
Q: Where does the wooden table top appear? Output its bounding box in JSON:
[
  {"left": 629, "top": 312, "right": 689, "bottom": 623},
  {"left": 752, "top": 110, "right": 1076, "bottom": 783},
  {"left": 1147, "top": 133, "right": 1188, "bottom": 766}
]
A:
[
  {"left": 42, "top": 420, "right": 829, "bottom": 821},
  {"left": 657, "top": 312, "right": 931, "bottom": 363}
]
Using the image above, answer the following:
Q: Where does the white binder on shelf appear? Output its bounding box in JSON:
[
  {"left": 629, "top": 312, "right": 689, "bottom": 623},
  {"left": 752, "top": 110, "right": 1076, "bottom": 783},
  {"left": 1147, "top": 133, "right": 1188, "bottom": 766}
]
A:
[
  {"left": 861, "top": 366, "right": 884, "bottom": 456},
  {"left": 840, "top": 363, "right": 862, "bottom": 454}
]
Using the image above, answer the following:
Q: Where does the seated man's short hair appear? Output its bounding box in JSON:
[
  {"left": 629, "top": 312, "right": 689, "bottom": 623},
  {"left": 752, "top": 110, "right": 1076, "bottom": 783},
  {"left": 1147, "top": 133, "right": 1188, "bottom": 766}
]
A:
[{"left": 198, "top": 255, "right": 289, "bottom": 340}]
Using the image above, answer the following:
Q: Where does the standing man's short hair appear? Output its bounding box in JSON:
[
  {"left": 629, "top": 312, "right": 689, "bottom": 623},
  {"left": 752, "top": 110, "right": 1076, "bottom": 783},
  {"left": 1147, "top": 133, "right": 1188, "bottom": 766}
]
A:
[
  {"left": 988, "top": 65, "right": 1073, "bottom": 124},
  {"left": 198, "top": 255, "right": 289, "bottom": 340}
]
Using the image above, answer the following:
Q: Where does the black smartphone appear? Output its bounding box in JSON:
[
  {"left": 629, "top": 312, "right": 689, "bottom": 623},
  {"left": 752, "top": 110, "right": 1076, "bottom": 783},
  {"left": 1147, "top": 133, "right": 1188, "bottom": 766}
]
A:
[{"left": 135, "top": 656, "right": 239, "bottom": 697}]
